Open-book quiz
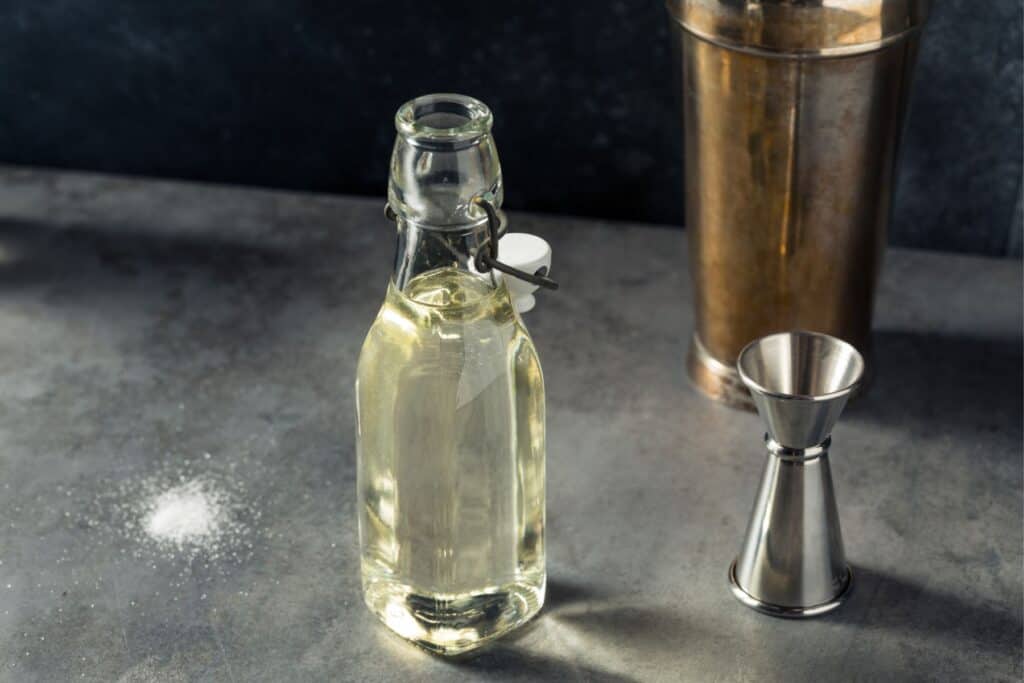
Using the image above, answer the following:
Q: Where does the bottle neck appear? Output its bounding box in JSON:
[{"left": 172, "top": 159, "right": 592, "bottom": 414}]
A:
[{"left": 392, "top": 218, "right": 492, "bottom": 292}]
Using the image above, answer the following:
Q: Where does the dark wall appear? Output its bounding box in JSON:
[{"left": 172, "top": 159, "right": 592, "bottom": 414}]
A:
[{"left": 0, "top": 1, "right": 1020, "bottom": 256}]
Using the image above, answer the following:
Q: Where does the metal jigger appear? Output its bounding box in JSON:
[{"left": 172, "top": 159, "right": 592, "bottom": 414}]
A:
[{"left": 728, "top": 331, "right": 865, "bottom": 618}]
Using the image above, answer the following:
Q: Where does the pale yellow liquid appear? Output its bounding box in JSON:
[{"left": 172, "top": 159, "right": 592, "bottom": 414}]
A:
[{"left": 356, "top": 268, "right": 545, "bottom": 655}]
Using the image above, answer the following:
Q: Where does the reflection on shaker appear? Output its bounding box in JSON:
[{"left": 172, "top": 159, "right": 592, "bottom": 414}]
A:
[{"left": 666, "top": 0, "right": 929, "bottom": 408}]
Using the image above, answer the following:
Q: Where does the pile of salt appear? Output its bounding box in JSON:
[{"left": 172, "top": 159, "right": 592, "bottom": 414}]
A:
[{"left": 141, "top": 478, "right": 226, "bottom": 550}]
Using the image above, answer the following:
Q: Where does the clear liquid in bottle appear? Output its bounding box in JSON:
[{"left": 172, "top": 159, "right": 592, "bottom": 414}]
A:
[{"left": 356, "top": 267, "right": 545, "bottom": 654}]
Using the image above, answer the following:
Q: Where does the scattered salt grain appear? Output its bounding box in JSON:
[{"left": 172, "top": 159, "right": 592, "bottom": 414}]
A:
[{"left": 73, "top": 454, "right": 264, "bottom": 584}]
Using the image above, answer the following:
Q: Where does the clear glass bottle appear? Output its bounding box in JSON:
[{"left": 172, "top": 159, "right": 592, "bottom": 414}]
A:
[{"left": 356, "top": 94, "right": 547, "bottom": 655}]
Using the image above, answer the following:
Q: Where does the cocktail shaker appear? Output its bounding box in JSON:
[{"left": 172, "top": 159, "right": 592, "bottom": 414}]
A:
[{"left": 666, "top": 0, "right": 929, "bottom": 407}]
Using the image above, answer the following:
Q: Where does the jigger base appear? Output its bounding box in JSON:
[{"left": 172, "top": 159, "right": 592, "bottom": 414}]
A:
[{"left": 728, "top": 561, "right": 853, "bottom": 618}]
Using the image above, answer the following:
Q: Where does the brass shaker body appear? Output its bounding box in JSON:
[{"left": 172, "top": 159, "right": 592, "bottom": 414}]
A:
[{"left": 667, "top": 0, "right": 928, "bottom": 407}]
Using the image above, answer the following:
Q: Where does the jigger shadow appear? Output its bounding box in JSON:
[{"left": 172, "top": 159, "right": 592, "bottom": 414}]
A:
[{"left": 831, "top": 566, "right": 1022, "bottom": 657}]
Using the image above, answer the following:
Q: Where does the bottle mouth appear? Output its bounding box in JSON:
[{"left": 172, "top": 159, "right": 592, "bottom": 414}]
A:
[{"left": 395, "top": 93, "right": 493, "bottom": 147}]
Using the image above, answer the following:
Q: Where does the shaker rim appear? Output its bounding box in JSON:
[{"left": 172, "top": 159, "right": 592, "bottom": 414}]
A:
[{"left": 666, "top": 0, "right": 930, "bottom": 58}]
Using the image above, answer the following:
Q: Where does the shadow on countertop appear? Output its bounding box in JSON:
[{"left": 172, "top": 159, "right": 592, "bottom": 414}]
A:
[
  {"left": 363, "top": 579, "right": 644, "bottom": 682},
  {"left": 849, "top": 330, "right": 1022, "bottom": 439},
  {"left": 835, "top": 565, "right": 1023, "bottom": 656},
  {"left": 452, "top": 648, "right": 637, "bottom": 683},
  {"left": 446, "top": 578, "right": 704, "bottom": 683},
  {"left": 0, "top": 216, "right": 389, "bottom": 358},
  {"left": 0, "top": 217, "right": 331, "bottom": 287}
]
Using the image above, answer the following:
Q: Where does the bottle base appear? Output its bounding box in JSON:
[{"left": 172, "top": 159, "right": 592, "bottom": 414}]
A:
[{"left": 363, "top": 575, "right": 545, "bottom": 655}]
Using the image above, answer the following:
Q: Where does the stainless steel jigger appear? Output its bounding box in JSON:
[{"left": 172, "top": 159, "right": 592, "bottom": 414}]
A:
[{"left": 728, "top": 331, "right": 865, "bottom": 618}]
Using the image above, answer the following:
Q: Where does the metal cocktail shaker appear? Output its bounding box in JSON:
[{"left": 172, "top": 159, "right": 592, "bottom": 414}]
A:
[{"left": 666, "top": 0, "right": 929, "bottom": 408}]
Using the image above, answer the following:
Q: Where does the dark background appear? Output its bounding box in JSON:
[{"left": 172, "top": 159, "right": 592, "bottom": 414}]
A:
[{"left": 0, "top": 1, "right": 1020, "bottom": 256}]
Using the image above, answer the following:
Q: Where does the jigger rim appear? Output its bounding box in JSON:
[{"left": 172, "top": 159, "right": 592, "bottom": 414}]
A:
[{"left": 737, "top": 330, "right": 865, "bottom": 403}]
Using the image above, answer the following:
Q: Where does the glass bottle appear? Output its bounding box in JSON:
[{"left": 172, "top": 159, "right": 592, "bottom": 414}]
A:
[{"left": 356, "top": 94, "right": 550, "bottom": 655}]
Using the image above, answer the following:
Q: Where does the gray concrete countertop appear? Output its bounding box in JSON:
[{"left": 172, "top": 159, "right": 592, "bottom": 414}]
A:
[{"left": 0, "top": 168, "right": 1020, "bottom": 682}]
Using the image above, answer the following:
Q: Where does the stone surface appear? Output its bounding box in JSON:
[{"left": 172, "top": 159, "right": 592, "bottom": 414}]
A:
[{"left": 0, "top": 168, "right": 1020, "bottom": 682}]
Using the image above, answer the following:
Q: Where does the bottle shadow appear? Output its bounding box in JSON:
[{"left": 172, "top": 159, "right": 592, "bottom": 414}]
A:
[
  {"left": 442, "top": 578, "right": 712, "bottom": 682},
  {"left": 451, "top": 646, "right": 637, "bottom": 683}
]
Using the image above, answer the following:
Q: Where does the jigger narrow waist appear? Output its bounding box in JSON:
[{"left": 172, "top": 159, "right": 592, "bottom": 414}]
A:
[{"left": 765, "top": 436, "right": 831, "bottom": 462}]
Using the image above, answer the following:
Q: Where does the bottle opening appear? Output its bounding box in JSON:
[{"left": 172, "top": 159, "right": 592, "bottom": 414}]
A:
[
  {"left": 396, "top": 94, "right": 493, "bottom": 144},
  {"left": 415, "top": 105, "right": 471, "bottom": 130}
]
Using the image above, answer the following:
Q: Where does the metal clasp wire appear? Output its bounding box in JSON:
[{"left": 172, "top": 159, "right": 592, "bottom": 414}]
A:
[{"left": 472, "top": 195, "right": 559, "bottom": 290}]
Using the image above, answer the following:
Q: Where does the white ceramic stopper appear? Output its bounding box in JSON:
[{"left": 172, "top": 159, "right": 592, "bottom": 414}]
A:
[{"left": 492, "top": 233, "right": 552, "bottom": 313}]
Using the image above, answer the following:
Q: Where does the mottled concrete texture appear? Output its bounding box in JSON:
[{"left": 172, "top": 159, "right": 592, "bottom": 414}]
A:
[
  {"left": 0, "top": 168, "right": 1020, "bottom": 682},
  {"left": 0, "top": 1, "right": 1019, "bottom": 256}
]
